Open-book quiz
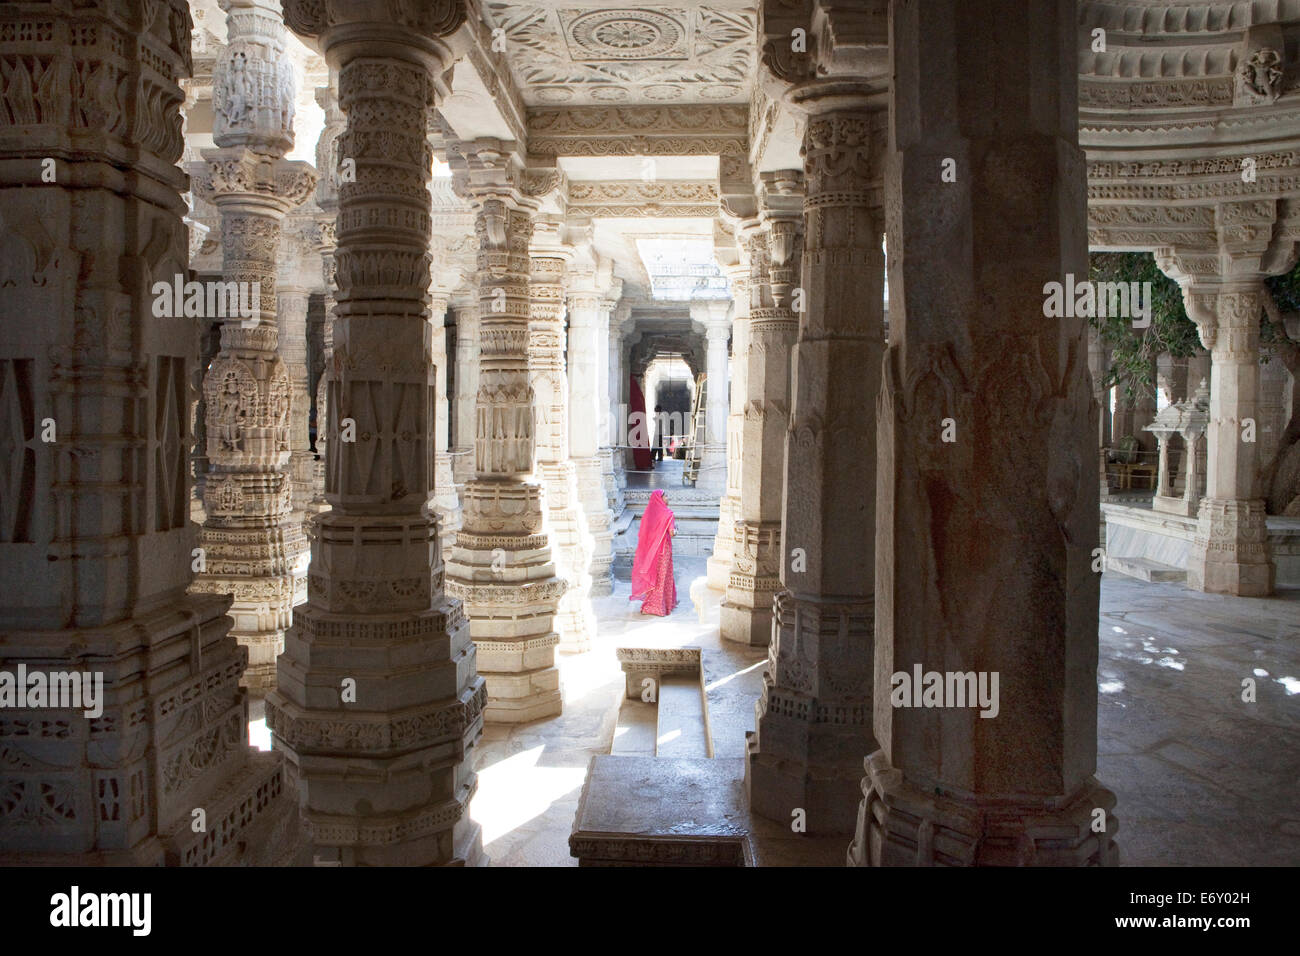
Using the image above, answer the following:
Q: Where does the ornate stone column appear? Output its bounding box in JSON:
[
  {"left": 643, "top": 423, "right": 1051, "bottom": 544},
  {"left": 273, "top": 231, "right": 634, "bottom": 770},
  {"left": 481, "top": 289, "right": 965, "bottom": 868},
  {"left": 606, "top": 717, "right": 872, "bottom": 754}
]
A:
[
  {"left": 451, "top": 302, "right": 481, "bottom": 487},
  {"left": 720, "top": 177, "right": 803, "bottom": 646},
  {"left": 278, "top": 277, "right": 314, "bottom": 520},
  {"left": 308, "top": 81, "right": 344, "bottom": 515},
  {"left": 1157, "top": 203, "right": 1296, "bottom": 596},
  {"left": 597, "top": 284, "right": 625, "bottom": 548},
  {"left": 609, "top": 301, "right": 632, "bottom": 493},
  {"left": 0, "top": 0, "right": 295, "bottom": 864},
  {"left": 428, "top": 287, "right": 461, "bottom": 555},
  {"left": 569, "top": 272, "right": 617, "bottom": 597},
  {"left": 269, "top": 0, "right": 486, "bottom": 866},
  {"left": 693, "top": 300, "right": 732, "bottom": 495},
  {"left": 530, "top": 220, "right": 594, "bottom": 652},
  {"left": 707, "top": 251, "right": 751, "bottom": 590},
  {"left": 190, "top": 0, "right": 316, "bottom": 695},
  {"left": 850, "top": 0, "right": 1117, "bottom": 866},
  {"left": 747, "top": 81, "right": 886, "bottom": 834},
  {"left": 444, "top": 142, "right": 565, "bottom": 723}
]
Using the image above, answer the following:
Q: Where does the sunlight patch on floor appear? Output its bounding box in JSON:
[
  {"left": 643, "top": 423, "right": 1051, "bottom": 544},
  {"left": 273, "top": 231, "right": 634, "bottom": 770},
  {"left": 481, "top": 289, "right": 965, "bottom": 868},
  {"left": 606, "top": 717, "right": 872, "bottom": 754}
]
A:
[{"left": 474, "top": 745, "right": 588, "bottom": 847}]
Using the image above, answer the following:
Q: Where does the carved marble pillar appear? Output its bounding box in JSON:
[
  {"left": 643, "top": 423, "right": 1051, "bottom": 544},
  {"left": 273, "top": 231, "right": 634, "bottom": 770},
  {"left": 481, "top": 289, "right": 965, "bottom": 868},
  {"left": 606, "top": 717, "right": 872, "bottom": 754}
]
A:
[
  {"left": 707, "top": 258, "right": 751, "bottom": 590},
  {"left": 0, "top": 0, "right": 296, "bottom": 864},
  {"left": 850, "top": 0, "right": 1117, "bottom": 866},
  {"left": 309, "top": 229, "right": 336, "bottom": 515},
  {"left": 429, "top": 289, "right": 461, "bottom": 555},
  {"left": 597, "top": 288, "right": 625, "bottom": 542},
  {"left": 721, "top": 177, "right": 803, "bottom": 647},
  {"left": 693, "top": 300, "right": 732, "bottom": 495},
  {"left": 309, "top": 82, "right": 344, "bottom": 515},
  {"left": 278, "top": 280, "right": 315, "bottom": 525},
  {"left": 1183, "top": 282, "right": 1277, "bottom": 595},
  {"left": 530, "top": 225, "right": 594, "bottom": 652},
  {"left": 191, "top": 0, "right": 316, "bottom": 695},
  {"left": 748, "top": 94, "right": 885, "bottom": 835},
  {"left": 452, "top": 302, "right": 481, "bottom": 487},
  {"left": 1157, "top": 201, "right": 1297, "bottom": 597},
  {"left": 609, "top": 301, "right": 632, "bottom": 495},
  {"left": 268, "top": 0, "right": 487, "bottom": 866},
  {"left": 444, "top": 147, "right": 564, "bottom": 723},
  {"left": 569, "top": 280, "right": 616, "bottom": 598}
]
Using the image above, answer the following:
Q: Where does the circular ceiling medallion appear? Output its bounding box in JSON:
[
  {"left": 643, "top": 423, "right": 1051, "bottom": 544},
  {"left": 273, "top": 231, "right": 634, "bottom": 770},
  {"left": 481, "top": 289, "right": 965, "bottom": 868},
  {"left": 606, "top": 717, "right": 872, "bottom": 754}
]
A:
[
  {"left": 642, "top": 84, "right": 684, "bottom": 101},
  {"left": 569, "top": 10, "right": 686, "bottom": 60},
  {"left": 591, "top": 86, "right": 631, "bottom": 101},
  {"left": 536, "top": 87, "right": 574, "bottom": 103}
]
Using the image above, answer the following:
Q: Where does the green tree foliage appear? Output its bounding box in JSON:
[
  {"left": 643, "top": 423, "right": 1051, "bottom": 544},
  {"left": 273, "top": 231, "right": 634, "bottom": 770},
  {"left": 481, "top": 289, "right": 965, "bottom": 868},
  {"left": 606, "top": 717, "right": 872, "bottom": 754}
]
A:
[{"left": 1087, "top": 252, "right": 1202, "bottom": 400}]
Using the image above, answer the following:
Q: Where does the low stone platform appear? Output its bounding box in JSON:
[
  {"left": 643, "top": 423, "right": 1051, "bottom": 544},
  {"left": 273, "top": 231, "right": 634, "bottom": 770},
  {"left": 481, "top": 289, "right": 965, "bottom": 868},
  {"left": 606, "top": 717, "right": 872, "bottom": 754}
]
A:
[
  {"left": 570, "top": 755, "right": 750, "bottom": 865},
  {"left": 1103, "top": 502, "right": 1300, "bottom": 587}
]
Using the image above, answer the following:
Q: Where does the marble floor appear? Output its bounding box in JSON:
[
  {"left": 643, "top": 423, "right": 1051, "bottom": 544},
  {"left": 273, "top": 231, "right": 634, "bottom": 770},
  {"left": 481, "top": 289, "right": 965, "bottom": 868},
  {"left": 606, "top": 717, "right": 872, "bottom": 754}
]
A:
[{"left": 250, "top": 556, "right": 1300, "bottom": 866}]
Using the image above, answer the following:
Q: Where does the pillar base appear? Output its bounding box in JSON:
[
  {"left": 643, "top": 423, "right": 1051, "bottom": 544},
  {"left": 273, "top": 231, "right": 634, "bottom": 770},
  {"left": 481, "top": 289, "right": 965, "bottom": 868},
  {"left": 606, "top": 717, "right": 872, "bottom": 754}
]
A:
[
  {"left": 719, "top": 600, "right": 774, "bottom": 646},
  {"left": 706, "top": 495, "right": 738, "bottom": 591},
  {"left": 848, "top": 751, "right": 1119, "bottom": 867},
  {"left": 1188, "top": 497, "right": 1274, "bottom": 596},
  {"left": 745, "top": 727, "right": 865, "bottom": 836},
  {"left": 745, "top": 593, "right": 875, "bottom": 835}
]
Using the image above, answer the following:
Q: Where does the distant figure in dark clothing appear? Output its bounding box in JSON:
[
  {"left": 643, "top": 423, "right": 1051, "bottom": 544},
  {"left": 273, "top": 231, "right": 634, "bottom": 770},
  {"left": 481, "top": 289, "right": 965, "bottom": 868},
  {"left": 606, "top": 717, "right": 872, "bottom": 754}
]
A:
[{"left": 652, "top": 405, "right": 664, "bottom": 463}]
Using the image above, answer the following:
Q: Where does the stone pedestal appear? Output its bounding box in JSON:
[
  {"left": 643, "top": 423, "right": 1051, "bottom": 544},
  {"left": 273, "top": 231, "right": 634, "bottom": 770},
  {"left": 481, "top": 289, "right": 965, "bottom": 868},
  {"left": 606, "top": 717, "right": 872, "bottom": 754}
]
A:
[
  {"left": 850, "top": 0, "right": 1117, "bottom": 867},
  {"left": 270, "top": 1, "right": 487, "bottom": 865}
]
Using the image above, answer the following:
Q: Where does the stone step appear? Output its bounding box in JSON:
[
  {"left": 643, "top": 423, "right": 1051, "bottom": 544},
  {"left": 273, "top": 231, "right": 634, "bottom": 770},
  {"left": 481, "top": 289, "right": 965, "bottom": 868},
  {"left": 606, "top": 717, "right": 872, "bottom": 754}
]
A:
[
  {"left": 611, "top": 698, "right": 657, "bottom": 756},
  {"left": 656, "top": 675, "right": 711, "bottom": 758},
  {"left": 1106, "top": 554, "right": 1187, "bottom": 583}
]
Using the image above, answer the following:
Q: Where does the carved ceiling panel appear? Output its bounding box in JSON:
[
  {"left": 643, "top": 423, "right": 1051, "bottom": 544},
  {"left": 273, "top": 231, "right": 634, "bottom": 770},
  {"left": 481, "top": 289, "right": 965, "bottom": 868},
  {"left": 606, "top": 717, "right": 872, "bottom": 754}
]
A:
[{"left": 482, "top": 3, "right": 757, "bottom": 106}]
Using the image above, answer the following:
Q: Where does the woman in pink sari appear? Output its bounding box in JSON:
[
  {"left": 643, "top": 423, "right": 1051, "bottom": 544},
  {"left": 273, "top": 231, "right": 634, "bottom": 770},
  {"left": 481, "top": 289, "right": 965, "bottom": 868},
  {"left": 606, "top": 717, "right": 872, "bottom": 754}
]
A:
[{"left": 630, "top": 489, "right": 677, "bottom": 616}]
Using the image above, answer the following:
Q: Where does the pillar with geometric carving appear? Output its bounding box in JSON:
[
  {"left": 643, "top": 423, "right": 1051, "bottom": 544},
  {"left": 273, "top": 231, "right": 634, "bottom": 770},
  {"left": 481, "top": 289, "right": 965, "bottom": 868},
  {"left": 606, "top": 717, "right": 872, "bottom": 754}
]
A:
[
  {"left": 569, "top": 272, "right": 617, "bottom": 598},
  {"left": 429, "top": 288, "right": 462, "bottom": 556},
  {"left": 269, "top": 0, "right": 487, "bottom": 865},
  {"left": 607, "top": 300, "right": 632, "bottom": 506},
  {"left": 1159, "top": 210, "right": 1297, "bottom": 596},
  {"left": 308, "top": 80, "right": 344, "bottom": 516},
  {"left": 531, "top": 221, "right": 595, "bottom": 652},
  {"left": 444, "top": 142, "right": 565, "bottom": 723},
  {"left": 190, "top": 0, "right": 317, "bottom": 695},
  {"left": 851, "top": 0, "right": 1117, "bottom": 866},
  {"left": 720, "top": 176, "right": 803, "bottom": 646},
  {"left": 693, "top": 299, "right": 731, "bottom": 496},
  {"left": 452, "top": 300, "right": 481, "bottom": 487},
  {"left": 707, "top": 250, "right": 750, "bottom": 590},
  {"left": 747, "top": 90, "right": 886, "bottom": 836},
  {"left": 0, "top": 0, "right": 296, "bottom": 865}
]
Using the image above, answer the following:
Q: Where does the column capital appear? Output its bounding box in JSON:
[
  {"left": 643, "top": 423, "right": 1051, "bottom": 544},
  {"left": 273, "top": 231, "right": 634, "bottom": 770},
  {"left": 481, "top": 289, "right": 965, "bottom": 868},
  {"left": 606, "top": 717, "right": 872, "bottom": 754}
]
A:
[
  {"left": 195, "top": 148, "right": 318, "bottom": 216},
  {"left": 284, "top": 0, "right": 469, "bottom": 62},
  {"left": 691, "top": 299, "right": 733, "bottom": 331}
]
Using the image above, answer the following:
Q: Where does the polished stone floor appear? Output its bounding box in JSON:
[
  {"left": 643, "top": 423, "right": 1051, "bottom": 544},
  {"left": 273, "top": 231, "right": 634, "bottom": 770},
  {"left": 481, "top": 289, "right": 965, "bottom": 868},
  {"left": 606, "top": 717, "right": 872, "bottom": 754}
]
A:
[
  {"left": 249, "top": 554, "right": 1300, "bottom": 865},
  {"left": 466, "top": 558, "right": 1300, "bottom": 867}
]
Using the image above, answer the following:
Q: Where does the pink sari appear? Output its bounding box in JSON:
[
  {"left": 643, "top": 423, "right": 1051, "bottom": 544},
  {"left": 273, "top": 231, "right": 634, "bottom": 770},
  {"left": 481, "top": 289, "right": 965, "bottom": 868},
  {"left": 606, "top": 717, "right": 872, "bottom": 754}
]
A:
[{"left": 630, "top": 489, "right": 677, "bottom": 616}]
